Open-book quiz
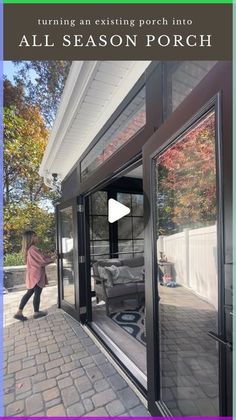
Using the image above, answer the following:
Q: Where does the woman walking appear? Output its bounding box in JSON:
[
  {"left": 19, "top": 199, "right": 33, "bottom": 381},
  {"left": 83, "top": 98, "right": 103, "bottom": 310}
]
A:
[{"left": 14, "top": 230, "right": 56, "bottom": 321}]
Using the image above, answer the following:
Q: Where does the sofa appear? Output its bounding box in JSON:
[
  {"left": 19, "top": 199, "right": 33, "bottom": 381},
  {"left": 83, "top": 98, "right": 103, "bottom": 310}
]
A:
[{"left": 93, "top": 256, "right": 145, "bottom": 315}]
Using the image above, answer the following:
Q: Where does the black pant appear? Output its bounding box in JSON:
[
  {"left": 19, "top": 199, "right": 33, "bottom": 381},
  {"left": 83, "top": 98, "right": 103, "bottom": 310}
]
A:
[{"left": 19, "top": 285, "right": 42, "bottom": 312}]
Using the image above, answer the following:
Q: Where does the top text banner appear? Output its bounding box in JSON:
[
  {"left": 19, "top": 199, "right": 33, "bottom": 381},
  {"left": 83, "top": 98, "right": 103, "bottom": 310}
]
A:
[{"left": 4, "top": 4, "right": 232, "bottom": 60}]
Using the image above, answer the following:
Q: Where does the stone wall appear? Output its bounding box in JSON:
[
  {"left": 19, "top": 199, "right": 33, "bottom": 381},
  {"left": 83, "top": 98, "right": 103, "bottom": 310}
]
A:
[{"left": 4, "top": 264, "right": 57, "bottom": 291}]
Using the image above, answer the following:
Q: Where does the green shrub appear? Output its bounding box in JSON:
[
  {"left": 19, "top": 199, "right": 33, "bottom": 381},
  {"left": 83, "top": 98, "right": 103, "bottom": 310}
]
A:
[{"left": 4, "top": 252, "right": 25, "bottom": 267}]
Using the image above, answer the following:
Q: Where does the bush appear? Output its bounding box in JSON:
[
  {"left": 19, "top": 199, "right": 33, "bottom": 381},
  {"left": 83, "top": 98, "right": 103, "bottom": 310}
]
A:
[{"left": 4, "top": 252, "right": 24, "bottom": 267}]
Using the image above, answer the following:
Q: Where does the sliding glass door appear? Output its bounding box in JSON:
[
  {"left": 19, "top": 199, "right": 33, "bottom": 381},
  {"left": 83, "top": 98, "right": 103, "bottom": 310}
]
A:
[
  {"left": 143, "top": 62, "right": 232, "bottom": 416},
  {"left": 156, "top": 110, "right": 219, "bottom": 416},
  {"left": 60, "top": 206, "right": 76, "bottom": 305}
]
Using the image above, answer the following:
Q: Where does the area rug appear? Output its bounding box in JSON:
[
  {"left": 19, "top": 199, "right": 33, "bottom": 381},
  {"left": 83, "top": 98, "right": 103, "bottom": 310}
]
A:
[{"left": 110, "top": 306, "right": 146, "bottom": 346}]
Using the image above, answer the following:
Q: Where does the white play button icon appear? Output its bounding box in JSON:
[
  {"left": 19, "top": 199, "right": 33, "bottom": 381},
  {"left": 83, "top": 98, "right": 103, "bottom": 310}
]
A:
[{"left": 108, "top": 198, "right": 130, "bottom": 223}]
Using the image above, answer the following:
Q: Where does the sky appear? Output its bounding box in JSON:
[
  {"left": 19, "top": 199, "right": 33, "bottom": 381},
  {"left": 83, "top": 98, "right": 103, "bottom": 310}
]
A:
[
  {"left": 3, "top": 61, "right": 37, "bottom": 84},
  {"left": 3, "top": 61, "right": 16, "bottom": 82}
]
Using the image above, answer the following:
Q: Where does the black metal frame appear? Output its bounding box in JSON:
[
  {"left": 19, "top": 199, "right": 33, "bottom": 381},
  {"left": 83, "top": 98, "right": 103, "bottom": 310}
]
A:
[
  {"left": 143, "top": 61, "right": 232, "bottom": 416},
  {"left": 57, "top": 197, "right": 80, "bottom": 320},
  {"left": 56, "top": 61, "right": 232, "bottom": 416},
  {"left": 61, "top": 62, "right": 162, "bottom": 201},
  {"left": 116, "top": 192, "right": 144, "bottom": 258},
  {"left": 89, "top": 189, "right": 144, "bottom": 261},
  {"left": 82, "top": 159, "right": 148, "bottom": 385},
  {"left": 80, "top": 86, "right": 146, "bottom": 183}
]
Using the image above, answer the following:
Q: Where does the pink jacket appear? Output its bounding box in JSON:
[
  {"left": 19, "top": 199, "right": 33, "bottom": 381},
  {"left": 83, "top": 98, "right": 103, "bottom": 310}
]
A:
[{"left": 26, "top": 245, "right": 54, "bottom": 289}]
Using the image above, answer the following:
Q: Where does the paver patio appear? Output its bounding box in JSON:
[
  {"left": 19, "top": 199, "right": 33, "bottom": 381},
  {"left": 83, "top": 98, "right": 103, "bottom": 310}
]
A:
[{"left": 4, "top": 285, "right": 150, "bottom": 417}]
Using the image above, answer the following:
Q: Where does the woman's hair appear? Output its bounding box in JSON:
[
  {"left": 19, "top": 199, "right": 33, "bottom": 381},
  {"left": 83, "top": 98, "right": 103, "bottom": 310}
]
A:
[{"left": 22, "top": 230, "right": 36, "bottom": 263}]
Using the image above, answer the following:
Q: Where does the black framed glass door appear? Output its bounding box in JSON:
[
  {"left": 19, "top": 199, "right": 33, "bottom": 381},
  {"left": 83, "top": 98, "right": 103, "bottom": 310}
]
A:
[
  {"left": 143, "top": 62, "right": 232, "bottom": 416},
  {"left": 57, "top": 198, "right": 80, "bottom": 320},
  {"left": 155, "top": 109, "right": 220, "bottom": 416}
]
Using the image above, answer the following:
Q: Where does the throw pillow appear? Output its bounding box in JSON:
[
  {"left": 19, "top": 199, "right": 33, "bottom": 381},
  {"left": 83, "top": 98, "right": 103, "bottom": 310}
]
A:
[
  {"left": 127, "top": 265, "right": 145, "bottom": 281},
  {"left": 105, "top": 265, "right": 119, "bottom": 280},
  {"left": 113, "top": 266, "right": 134, "bottom": 284},
  {"left": 97, "top": 266, "right": 113, "bottom": 287},
  {"left": 103, "top": 264, "right": 145, "bottom": 285},
  {"left": 106, "top": 265, "right": 142, "bottom": 284}
]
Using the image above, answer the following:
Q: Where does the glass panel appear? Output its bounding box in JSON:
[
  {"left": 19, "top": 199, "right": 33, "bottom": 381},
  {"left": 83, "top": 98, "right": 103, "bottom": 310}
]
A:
[
  {"left": 134, "top": 240, "right": 144, "bottom": 253},
  {"left": 155, "top": 110, "right": 219, "bottom": 415},
  {"left": 117, "top": 193, "right": 132, "bottom": 210},
  {"left": 132, "top": 194, "right": 144, "bottom": 216},
  {"left": 89, "top": 191, "right": 109, "bottom": 298},
  {"left": 167, "top": 61, "right": 217, "bottom": 115},
  {"left": 60, "top": 207, "right": 75, "bottom": 305},
  {"left": 89, "top": 186, "right": 146, "bottom": 378},
  {"left": 92, "top": 216, "right": 109, "bottom": 240},
  {"left": 118, "top": 240, "right": 133, "bottom": 254},
  {"left": 92, "top": 241, "right": 110, "bottom": 259},
  {"left": 118, "top": 217, "right": 132, "bottom": 239},
  {"left": 119, "top": 253, "right": 134, "bottom": 260},
  {"left": 89, "top": 216, "right": 93, "bottom": 240},
  {"left": 133, "top": 217, "right": 144, "bottom": 239},
  {"left": 81, "top": 87, "right": 146, "bottom": 181},
  {"left": 90, "top": 240, "right": 110, "bottom": 292},
  {"left": 91, "top": 191, "right": 108, "bottom": 215}
]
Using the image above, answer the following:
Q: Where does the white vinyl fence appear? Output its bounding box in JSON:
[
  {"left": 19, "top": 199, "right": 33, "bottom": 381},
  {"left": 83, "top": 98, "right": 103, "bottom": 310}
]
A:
[{"left": 157, "top": 224, "right": 217, "bottom": 308}]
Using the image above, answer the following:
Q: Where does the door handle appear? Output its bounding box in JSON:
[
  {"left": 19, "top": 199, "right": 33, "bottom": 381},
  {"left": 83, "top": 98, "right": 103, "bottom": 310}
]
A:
[{"left": 208, "top": 331, "right": 232, "bottom": 351}]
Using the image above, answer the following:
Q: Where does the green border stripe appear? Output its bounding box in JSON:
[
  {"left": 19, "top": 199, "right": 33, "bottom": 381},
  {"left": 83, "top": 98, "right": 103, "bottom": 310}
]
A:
[
  {"left": 233, "top": 0, "right": 236, "bottom": 418},
  {"left": 3, "top": 0, "right": 233, "bottom": 3}
]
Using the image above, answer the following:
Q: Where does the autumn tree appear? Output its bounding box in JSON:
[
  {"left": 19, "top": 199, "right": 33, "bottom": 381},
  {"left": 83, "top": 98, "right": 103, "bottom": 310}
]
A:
[
  {"left": 157, "top": 111, "right": 216, "bottom": 234},
  {"left": 4, "top": 79, "right": 57, "bottom": 255},
  {"left": 3, "top": 78, "right": 25, "bottom": 110},
  {"left": 13, "top": 61, "right": 71, "bottom": 126},
  {"left": 4, "top": 106, "right": 49, "bottom": 205}
]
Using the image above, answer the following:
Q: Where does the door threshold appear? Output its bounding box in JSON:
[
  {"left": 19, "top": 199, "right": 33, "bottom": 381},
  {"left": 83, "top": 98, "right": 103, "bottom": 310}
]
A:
[{"left": 82, "top": 321, "right": 148, "bottom": 405}]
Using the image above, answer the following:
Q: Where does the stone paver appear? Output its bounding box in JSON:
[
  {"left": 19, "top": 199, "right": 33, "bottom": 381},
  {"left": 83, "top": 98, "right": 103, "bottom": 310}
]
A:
[
  {"left": 92, "top": 389, "right": 117, "bottom": 408},
  {"left": 75, "top": 375, "right": 92, "bottom": 393},
  {"left": 25, "top": 394, "right": 44, "bottom": 415},
  {"left": 61, "top": 385, "right": 80, "bottom": 407},
  {"left": 58, "top": 376, "right": 73, "bottom": 390},
  {"left": 47, "top": 403, "right": 66, "bottom": 416},
  {"left": 3, "top": 286, "right": 150, "bottom": 417},
  {"left": 106, "top": 399, "right": 126, "bottom": 416},
  {"left": 5, "top": 400, "right": 24, "bottom": 416},
  {"left": 109, "top": 373, "right": 127, "bottom": 391},
  {"left": 43, "top": 386, "right": 60, "bottom": 402},
  {"left": 67, "top": 401, "right": 85, "bottom": 416},
  {"left": 94, "top": 378, "right": 110, "bottom": 392}
]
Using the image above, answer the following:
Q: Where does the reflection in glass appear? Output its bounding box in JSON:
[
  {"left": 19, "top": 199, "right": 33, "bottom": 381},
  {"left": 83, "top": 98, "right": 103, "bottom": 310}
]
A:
[
  {"left": 118, "top": 240, "right": 133, "bottom": 254},
  {"left": 118, "top": 217, "right": 132, "bottom": 239},
  {"left": 81, "top": 87, "right": 146, "bottom": 181},
  {"left": 134, "top": 240, "right": 144, "bottom": 254},
  {"left": 92, "top": 216, "right": 109, "bottom": 240},
  {"left": 89, "top": 191, "right": 110, "bottom": 292},
  {"left": 167, "top": 61, "right": 217, "bottom": 115},
  {"left": 117, "top": 193, "right": 144, "bottom": 257},
  {"left": 92, "top": 241, "right": 110, "bottom": 260},
  {"left": 155, "top": 111, "right": 219, "bottom": 416},
  {"left": 60, "top": 207, "right": 75, "bottom": 305},
  {"left": 117, "top": 193, "right": 132, "bottom": 209},
  {"left": 89, "top": 187, "right": 146, "bottom": 376},
  {"left": 132, "top": 194, "right": 144, "bottom": 216},
  {"left": 91, "top": 191, "right": 107, "bottom": 215},
  {"left": 133, "top": 217, "right": 144, "bottom": 239}
]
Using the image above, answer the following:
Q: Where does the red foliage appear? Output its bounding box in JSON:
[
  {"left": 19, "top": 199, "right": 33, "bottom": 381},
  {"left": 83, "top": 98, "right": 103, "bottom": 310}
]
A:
[{"left": 157, "top": 111, "right": 217, "bottom": 228}]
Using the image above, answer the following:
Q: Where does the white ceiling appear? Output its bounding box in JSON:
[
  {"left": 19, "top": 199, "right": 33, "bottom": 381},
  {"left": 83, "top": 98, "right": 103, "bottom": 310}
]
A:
[
  {"left": 39, "top": 60, "right": 151, "bottom": 183},
  {"left": 125, "top": 165, "right": 143, "bottom": 179}
]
